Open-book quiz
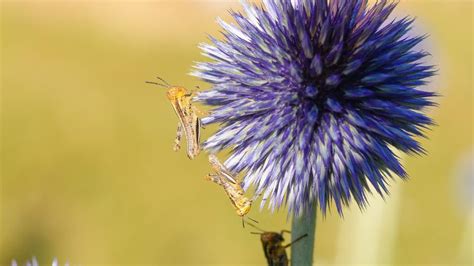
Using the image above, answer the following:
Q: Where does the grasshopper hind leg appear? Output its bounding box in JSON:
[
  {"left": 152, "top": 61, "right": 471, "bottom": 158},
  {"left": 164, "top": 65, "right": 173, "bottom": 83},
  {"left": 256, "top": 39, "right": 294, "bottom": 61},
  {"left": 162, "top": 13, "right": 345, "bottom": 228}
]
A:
[
  {"left": 173, "top": 122, "right": 183, "bottom": 152},
  {"left": 205, "top": 173, "right": 223, "bottom": 185}
]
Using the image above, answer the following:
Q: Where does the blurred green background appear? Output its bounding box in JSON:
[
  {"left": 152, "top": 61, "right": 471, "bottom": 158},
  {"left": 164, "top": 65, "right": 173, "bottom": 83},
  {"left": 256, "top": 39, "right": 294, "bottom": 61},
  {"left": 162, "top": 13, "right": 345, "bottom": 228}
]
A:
[{"left": 1, "top": 0, "right": 472, "bottom": 265}]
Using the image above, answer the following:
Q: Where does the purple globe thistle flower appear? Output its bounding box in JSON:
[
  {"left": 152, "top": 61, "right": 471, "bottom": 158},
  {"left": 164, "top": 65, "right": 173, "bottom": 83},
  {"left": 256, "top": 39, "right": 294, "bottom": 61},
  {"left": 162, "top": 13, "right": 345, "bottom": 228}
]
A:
[{"left": 192, "top": 0, "right": 436, "bottom": 216}]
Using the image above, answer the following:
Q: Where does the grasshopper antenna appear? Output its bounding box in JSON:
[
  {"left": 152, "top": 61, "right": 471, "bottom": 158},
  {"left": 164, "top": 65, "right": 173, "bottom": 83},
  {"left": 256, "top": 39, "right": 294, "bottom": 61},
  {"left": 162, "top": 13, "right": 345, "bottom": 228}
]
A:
[
  {"left": 247, "top": 216, "right": 259, "bottom": 224},
  {"left": 145, "top": 81, "right": 168, "bottom": 88},
  {"left": 250, "top": 232, "right": 263, "bottom": 235},
  {"left": 156, "top": 76, "right": 171, "bottom": 87},
  {"left": 245, "top": 221, "right": 265, "bottom": 232}
]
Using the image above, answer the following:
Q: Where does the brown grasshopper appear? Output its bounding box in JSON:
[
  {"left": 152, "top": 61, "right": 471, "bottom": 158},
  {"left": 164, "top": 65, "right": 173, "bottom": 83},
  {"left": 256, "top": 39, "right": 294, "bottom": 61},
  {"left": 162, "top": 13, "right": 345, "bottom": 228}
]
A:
[
  {"left": 146, "top": 77, "right": 202, "bottom": 159},
  {"left": 246, "top": 222, "right": 308, "bottom": 266},
  {"left": 205, "top": 154, "right": 258, "bottom": 226}
]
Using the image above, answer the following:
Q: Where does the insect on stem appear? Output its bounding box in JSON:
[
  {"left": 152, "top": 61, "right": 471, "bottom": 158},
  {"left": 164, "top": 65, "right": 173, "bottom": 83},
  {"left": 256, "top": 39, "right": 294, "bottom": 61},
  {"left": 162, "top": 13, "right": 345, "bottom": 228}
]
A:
[{"left": 246, "top": 223, "right": 308, "bottom": 265}]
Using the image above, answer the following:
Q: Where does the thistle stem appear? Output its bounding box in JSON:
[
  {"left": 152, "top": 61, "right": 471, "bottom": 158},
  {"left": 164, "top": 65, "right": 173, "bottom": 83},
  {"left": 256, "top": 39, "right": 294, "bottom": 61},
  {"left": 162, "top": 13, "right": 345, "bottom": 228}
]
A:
[{"left": 291, "top": 208, "right": 317, "bottom": 265}]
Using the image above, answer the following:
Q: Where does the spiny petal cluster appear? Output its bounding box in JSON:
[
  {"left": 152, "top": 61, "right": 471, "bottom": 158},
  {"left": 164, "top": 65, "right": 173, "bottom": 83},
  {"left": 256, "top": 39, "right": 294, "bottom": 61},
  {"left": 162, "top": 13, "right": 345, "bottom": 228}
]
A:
[{"left": 193, "top": 0, "right": 436, "bottom": 216}]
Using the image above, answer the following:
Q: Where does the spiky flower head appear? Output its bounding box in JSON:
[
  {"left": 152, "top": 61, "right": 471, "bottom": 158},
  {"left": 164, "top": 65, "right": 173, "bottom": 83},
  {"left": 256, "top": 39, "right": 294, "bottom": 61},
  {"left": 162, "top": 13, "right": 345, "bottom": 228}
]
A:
[{"left": 193, "top": 0, "right": 436, "bottom": 216}]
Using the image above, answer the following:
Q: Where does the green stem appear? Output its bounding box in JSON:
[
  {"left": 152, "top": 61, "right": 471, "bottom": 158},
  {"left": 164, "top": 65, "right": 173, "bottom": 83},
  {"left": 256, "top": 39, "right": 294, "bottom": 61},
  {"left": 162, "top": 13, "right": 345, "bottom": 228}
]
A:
[{"left": 291, "top": 208, "right": 317, "bottom": 266}]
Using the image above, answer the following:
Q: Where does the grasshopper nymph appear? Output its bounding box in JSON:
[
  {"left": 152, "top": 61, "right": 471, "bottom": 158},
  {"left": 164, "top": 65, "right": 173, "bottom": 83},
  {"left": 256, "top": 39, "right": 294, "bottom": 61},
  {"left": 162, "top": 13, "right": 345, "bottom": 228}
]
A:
[
  {"left": 206, "top": 154, "right": 257, "bottom": 226},
  {"left": 246, "top": 222, "right": 308, "bottom": 266},
  {"left": 146, "top": 77, "right": 202, "bottom": 159}
]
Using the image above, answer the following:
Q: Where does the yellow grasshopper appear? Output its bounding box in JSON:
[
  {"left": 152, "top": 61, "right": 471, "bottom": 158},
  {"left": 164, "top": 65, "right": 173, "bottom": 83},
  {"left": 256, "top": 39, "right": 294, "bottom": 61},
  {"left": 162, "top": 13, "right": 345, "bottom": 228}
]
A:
[
  {"left": 146, "top": 77, "right": 202, "bottom": 159},
  {"left": 206, "top": 154, "right": 258, "bottom": 226}
]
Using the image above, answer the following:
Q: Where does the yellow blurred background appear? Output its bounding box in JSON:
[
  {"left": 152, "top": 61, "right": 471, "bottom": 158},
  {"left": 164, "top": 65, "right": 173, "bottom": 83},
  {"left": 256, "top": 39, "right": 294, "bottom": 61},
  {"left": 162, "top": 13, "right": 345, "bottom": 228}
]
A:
[{"left": 1, "top": 0, "right": 472, "bottom": 265}]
